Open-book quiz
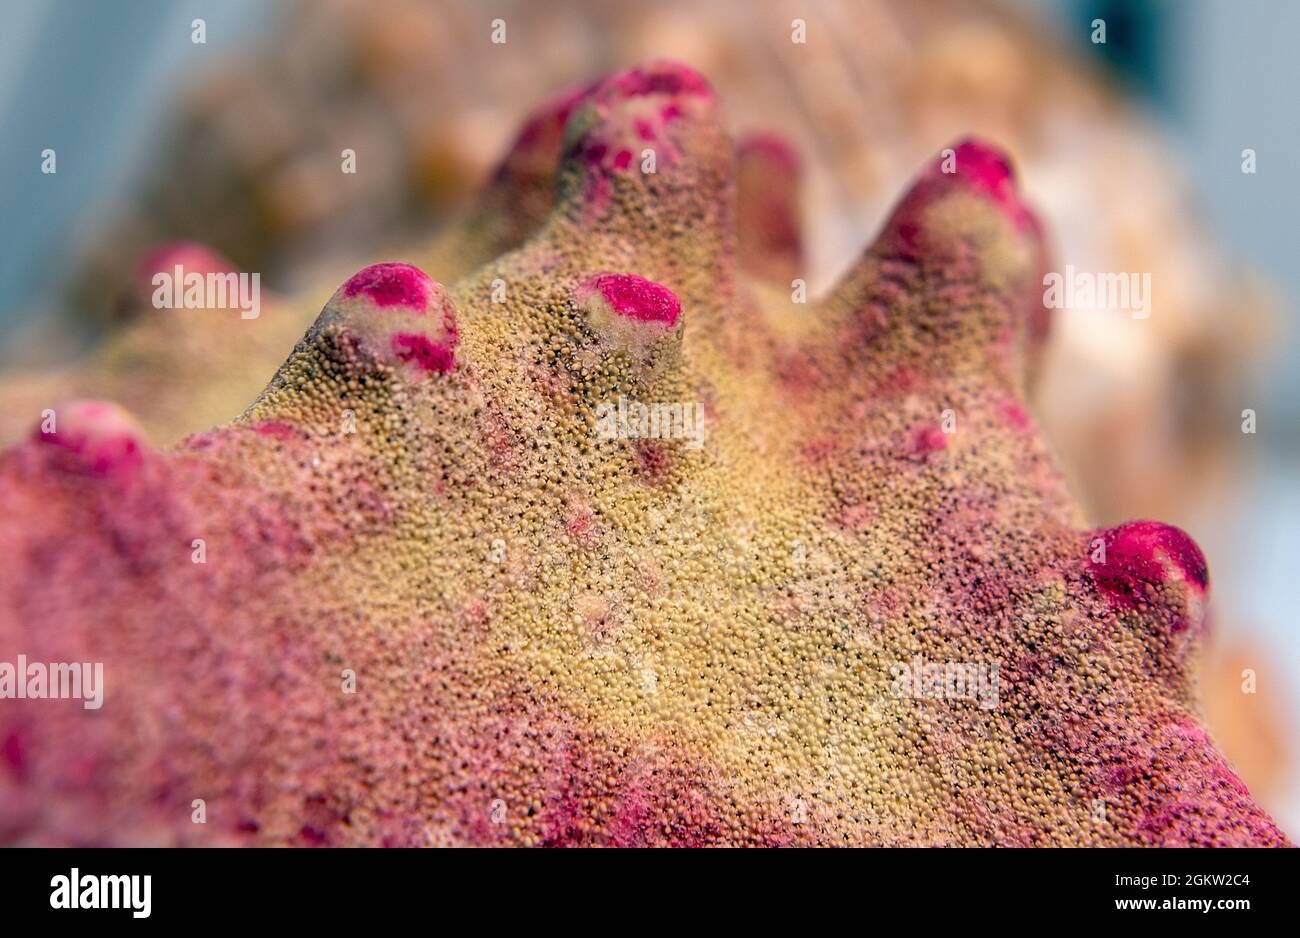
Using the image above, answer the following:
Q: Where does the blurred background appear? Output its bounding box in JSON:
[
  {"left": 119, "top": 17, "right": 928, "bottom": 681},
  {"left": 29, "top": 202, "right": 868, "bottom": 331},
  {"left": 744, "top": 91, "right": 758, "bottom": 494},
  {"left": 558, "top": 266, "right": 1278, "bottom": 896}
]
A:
[{"left": 0, "top": 0, "right": 1295, "bottom": 832}]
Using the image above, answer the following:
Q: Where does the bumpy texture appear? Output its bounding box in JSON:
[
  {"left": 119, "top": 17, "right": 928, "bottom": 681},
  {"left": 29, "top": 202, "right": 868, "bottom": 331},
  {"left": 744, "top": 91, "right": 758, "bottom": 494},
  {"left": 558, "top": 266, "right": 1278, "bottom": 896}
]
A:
[{"left": 0, "top": 61, "right": 1287, "bottom": 847}]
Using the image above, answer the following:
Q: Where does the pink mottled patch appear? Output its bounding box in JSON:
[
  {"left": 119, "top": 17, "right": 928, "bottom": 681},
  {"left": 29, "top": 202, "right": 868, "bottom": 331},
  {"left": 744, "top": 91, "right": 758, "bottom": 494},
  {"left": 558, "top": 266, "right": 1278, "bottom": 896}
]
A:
[
  {"left": 632, "top": 439, "right": 673, "bottom": 483},
  {"left": 800, "top": 437, "right": 838, "bottom": 468},
  {"left": 34, "top": 401, "right": 145, "bottom": 476},
  {"left": 538, "top": 738, "right": 793, "bottom": 847},
  {"left": 578, "top": 273, "right": 681, "bottom": 326},
  {"left": 774, "top": 351, "right": 826, "bottom": 397},
  {"left": 565, "top": 503, "right": 601, "bottom": 548},
  {"left": 942, "top": 140, "right": 1017, "bottom": 210},
  {"left": 912, "top": 426, "right": 949, "bottom": 457},
  {"left": 1000, "top": 399, "right": 1033, "bottom": 432},
  {"left": 873, "top": 365, "right": 918, "bottom": 397},
  {"left": 2, "top": 729, "right": 28, "bottom": 780},
  {"left": 252, "top": 420, "right": 300, "bottom": 441},
  {"left": 391, "top": 333, "right": 456, "bottom": 373},
  {"left": 609, "top": 62, "right": 714, "bottom": 101},
  {"left": 836, "top": 503, "right": 873, "bottom": 532},
  {"left": 341, "top": 263, "right": 431, "bottom": 309},
  {"left": 458, "top": 596, "right": 492, "bottom": 639},
  {"left": 563, "top": 60, "right": 713, "bottom": 191},
  {"left": 866, "top": 586, "right": 907, "bottom": 624}
]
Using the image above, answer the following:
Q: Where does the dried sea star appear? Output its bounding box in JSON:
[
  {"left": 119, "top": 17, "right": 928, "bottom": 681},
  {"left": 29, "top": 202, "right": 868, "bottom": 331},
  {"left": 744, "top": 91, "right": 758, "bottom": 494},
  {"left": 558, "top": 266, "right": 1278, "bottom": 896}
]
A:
[{"left": 0, "top": 61, "right": 1286, "bottom": 847}]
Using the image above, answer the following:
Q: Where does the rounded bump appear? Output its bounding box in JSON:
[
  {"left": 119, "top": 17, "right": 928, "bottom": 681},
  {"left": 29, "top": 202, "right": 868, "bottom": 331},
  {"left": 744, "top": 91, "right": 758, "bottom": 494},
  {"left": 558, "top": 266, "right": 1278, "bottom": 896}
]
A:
[
  {"left": 134, "top": 240, "right": 236, "bottom": 305},
  {"left": 818, "top": 137, "right": 1050, "bottom": 387},
  {"left": 1088, "top": 520, "right": 1210, "bottom": 633},
  {"left": 339, "top": 262, "right": 434, "bottom": 310},
  {"left": 575, "top": 273, "right": 682, "bottom": 359},
  {"left": 882, "top": 138, "right": 1042, "bottom": 255},
  {"left": 33, "top": 400, "right": 147, "bottom": 475},
  {"left": 577, "top": 273, "right": 681, "bottom": 326},
  {"left": 940, "top": 140, "right": 1018, "bottom": 208},
  {"left": 326, "top": 263, "right": 459, "bottom": 375},
  {"left": 560, "top": 59, "right": 720, "bottom": 208},
  {"left": 606, "top": 60, "right": 715, "bottom": 101}
]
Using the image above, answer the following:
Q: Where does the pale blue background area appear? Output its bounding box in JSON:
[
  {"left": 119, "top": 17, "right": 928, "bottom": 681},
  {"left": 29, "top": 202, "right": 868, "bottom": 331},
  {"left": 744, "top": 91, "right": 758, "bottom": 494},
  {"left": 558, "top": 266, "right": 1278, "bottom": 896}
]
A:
[{"left": 0, "top": 0, "right": 269, "bottom": 332}]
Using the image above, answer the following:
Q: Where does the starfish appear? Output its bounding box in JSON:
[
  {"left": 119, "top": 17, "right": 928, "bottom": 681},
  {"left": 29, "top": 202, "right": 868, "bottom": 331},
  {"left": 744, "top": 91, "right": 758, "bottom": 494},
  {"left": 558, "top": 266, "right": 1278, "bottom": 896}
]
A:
[{"left": 0, "top": 60, "right": 1287, "bottom": 847}]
